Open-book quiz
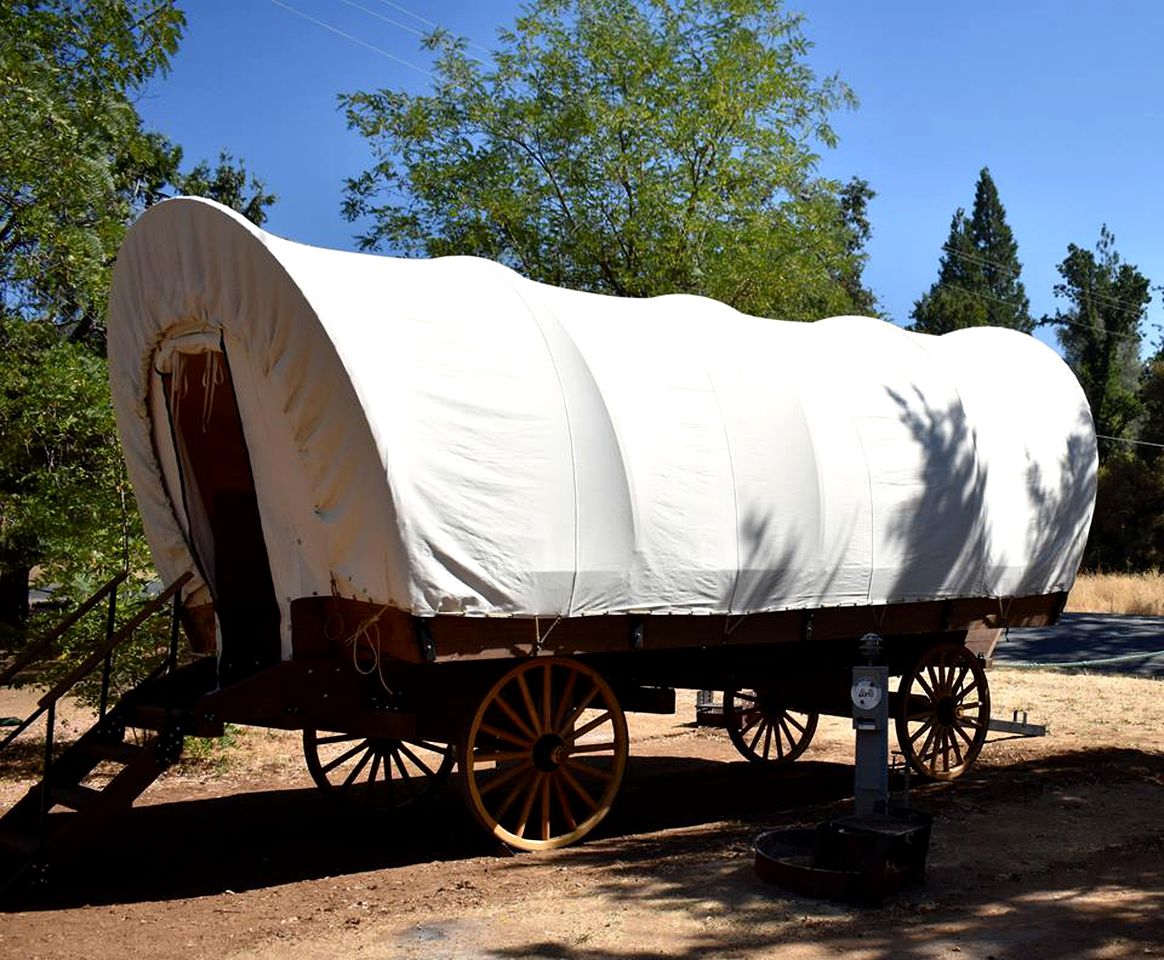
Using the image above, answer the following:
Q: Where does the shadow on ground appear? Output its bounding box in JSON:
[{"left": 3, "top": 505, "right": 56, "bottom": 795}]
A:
[{"left": 5, "top": 753, "right": 855, "bottom": 910}]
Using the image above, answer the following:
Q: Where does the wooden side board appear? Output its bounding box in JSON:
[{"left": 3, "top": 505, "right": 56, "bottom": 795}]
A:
[{"left": 290, "top": 592, "right": 1067, "bottom": 666}]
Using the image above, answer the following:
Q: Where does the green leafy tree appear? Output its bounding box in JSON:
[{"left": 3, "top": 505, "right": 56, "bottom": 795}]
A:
[
  {"left": 1044, "top": 226, "right": 1150, "bottom": 457},
  {"left": 911, "top": 167, "right": 1031, "bottom": 333},
  {"left": 0, "top": 1, "right": 274, "bottom": 638},
  {"left": 341, "top": 0, "right": 875, "bottom": 320}
]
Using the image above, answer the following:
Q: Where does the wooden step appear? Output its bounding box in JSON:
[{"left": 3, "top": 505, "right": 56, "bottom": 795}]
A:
[
  {"left": 0, "top": 830, "right": 37, "bottom": 859},
  {"left": 121, "top": 704, "right": 181, "bottom": 731},
  {"left": 78, "top": 740, "right": 145, "bottom": 765},
  {"left": 48, "top": 784, "right": 104, "bottom": 812}
]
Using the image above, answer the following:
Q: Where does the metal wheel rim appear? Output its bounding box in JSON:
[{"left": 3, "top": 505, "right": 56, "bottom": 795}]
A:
[
  {"left": 461, "top": 658, "right": 628, "bottom": 851},
  {"left": 724, "top": 688, "right": 818, "bottom": 765},
  {"left": 895, "top": 643, "right": 990, "bottom": 781},
  {"left": 302, "top": 729, "right": 455, "bottom": 810}
]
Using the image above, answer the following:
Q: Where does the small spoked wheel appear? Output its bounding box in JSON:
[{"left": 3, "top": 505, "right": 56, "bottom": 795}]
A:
[
  {"left": 302, "top": 729, "right": 455, "bottom": 810},
  {"left": 895, "top": 642, "right": 991, "bottom": 781},
  {"left": 460, "top": 658, "right": 628, "bottom": 851},
  {"left": 723, "top": 688, "right": 818, "bottom": 765}
]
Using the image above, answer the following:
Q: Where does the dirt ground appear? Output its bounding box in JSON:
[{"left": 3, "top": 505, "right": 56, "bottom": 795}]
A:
[{"left": 1, "top": 666, "right": 1162, "bottom": 960}]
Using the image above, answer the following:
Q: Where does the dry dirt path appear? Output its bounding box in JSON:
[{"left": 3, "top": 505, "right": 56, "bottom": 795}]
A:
[{"left": 1, "top": 669, "right": 1162, "bottom": 960}]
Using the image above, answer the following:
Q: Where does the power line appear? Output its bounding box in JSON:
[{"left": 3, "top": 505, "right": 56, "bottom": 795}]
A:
[
  {"left": 941, "top": 243, "right": 1022, "bottom": 279},
  {"left": 376, "top": 0, "right": 493, "bottom": 55},
  {"left": 267, "top": 0, "right": 434, "bottom": 77},
  {"left": 341, "top": 0, "right": 426, "bottom": 40},
  {"left": 940, "top": 244, "right": 1152, "bottom": 316},
  {"left": 1096, "top": 433, "right": 1164, "bottom": 450},
  {"left": 930, "top": 282, "right": 1152, "bottom": 343}
]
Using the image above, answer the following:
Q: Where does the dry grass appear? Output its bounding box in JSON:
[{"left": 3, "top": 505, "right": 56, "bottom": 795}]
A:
[{"left": 1067, "top": 571, "right": 1164, "bottom": 616}]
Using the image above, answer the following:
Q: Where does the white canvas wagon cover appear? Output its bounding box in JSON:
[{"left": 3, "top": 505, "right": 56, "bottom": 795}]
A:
[{"left": 108, "top": 198, "right": 1097, "bottom": 657}]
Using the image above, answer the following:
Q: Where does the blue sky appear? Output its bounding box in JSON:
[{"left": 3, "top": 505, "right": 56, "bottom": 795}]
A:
[{"left": 138, "top": 1, "right": 1164, "bottom": 350}]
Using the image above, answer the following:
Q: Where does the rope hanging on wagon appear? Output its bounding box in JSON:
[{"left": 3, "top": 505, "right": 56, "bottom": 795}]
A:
[
  {"left": 200, "top": 351, "right": 224, "bottom": 434},
  {"left": 339, "top": 602, "right": 396, "bottom": 695}
]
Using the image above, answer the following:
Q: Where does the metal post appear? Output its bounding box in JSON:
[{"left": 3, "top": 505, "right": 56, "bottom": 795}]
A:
[
  {"left": 39, "top": 701, "right": 55, "bottom": 847},
  {"left": 851, "top": 633, "right": 890, "bottom": 820},
  {"left": 98, "top": 581, "right": 118, "bottom": 720},
  {"left": 167, "top": 590, "right": 181, "bottom": 675}
]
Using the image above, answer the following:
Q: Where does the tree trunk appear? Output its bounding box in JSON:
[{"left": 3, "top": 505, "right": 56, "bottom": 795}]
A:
[{"left": 0, "top": 566, "right": 31, "bottom": 635}]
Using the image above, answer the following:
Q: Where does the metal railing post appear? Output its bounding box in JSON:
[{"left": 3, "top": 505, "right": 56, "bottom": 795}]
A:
[
  {"left": 38, "top": 701, "right": 55, "bottom": 849},
  {"left": 98, "top": 580, "right": 119, "bottom": 720},
  {"left": 168, "top": 590, "right": 181, "bottom": 676}
]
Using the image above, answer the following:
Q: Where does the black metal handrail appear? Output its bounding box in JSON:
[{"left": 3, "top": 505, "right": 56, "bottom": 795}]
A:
[
  {"left": 0, "top": 572, "right": 192, "bottom": 754},
  {"left": 0, "top": 571, "right": 128, "bottom": 688}
]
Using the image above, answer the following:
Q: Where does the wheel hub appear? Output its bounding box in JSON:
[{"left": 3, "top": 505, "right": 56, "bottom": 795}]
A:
[
  {"left": 532, "top": 733, "right": 568, "bottom": 771},
  {"left": 936, "top": 697, "right": 957, "bottom": 727}
]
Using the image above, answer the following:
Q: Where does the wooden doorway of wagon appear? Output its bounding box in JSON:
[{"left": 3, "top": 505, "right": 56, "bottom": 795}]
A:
[{"left": 160, "top": 347, "right": 281, "bottom": 685}]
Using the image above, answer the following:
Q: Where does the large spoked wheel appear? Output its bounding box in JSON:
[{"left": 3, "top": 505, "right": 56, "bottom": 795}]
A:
[
  {"left": 302, "top": 729, "right": 456, "bottom": 810},
  {"left": 895, "top": 643, "right": 991, "bottom": 781},
  {"left": 724, "top": 688, "right": 819, "bottom": 765},
  {"left": 460, "top": 658, "right": 629, "bottom": 851}
]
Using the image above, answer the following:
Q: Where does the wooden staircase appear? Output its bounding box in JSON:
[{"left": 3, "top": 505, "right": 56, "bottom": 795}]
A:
[{"left": 0, "top": 572, "right": 212, "bottom": 894}]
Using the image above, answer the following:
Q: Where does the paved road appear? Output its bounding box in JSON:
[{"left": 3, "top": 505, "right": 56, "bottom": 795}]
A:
[{"left": 993, "top": 613, "right": 1164, "bottom": 677}]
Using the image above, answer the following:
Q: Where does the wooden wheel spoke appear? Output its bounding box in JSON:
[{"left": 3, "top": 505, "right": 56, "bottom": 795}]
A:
[
  {"left": 918, "top": 672, "right": 937, "bottom": 700},
  {"left": 391, "top": 749, "right": 420, "bottom": 798},
  {"left": 552, "top": 670, "right": 579, "bottom": 732},
  {"left": 494, "top": 768, "right": 536, "bottom": 819},
  {"left": 909, "top": 716, "right": 936, "bottom": 743},
  {"left": 738, "top": 711, "right": 763, "bottom": 737},
  {"left": 396, "top": 742, "right": 436, "bottom": 778},
  {"left": 565, "top": 757, "right": 615, "bottom": 782},
  {"left": 542, "top": 663, "right": 553, "bottom": 734},
  {"left": 316, "top": 733, "right": 361, "bottom": 746},
  {"left": 478, "top": 760, "right": 532, "bottom": 797},
  {"left": 540, "top": 775, "right": 552, "bottom": 842},
  {"left": 559, "top": 765, "right": 599, "bottom": 813},
  {"left": 735, "top": 691, "right": 759, "bottom": 705},
  {"left": 513, "top": 772, "right": 543, "bottom": 838},
  {"left": 761, "top": 721, "right": 773, "bottom": 759},
  {"left": 568, "top": 740, "right": 615, "bottom": 755},
  {"left": 778, "top": 717, "right": 797, "bottom": 757},
  {"left": 341, "top": 745, "right": 375, "bottom": 787},
  {"left": 490, "top": 696, "right": 537, "bottom": 744},
  {"left": 747, "top": 719, "right": 770, "bottom": 754},
  {"left": 569, "top": 710, "right": 612, "bottom": 742},
  {"left": 952, "top": 721, "right": 975, "bottom": 748},
  {"left": 480, "top": 721, "right": 533, "bottom": 749},
  {"left": 473, "top": 749, "right": 532, "bottom": 764},
  {"left": 321, "top": 740, "right": 371, "bottom": 774},
  {"left": 561, "top": 685, "right": 601, "bottom": 734},
  {"left": 553, "top": 776, "right": 577, "bottom": 832},
  {"left": 367, "top": 750, "right": 382, "bottom": 787},
  {"left": 951, "top": 665, "right": 971, "bottom": 698},
  {"left": 917, "top": 724, "right": 940, "bottom": 764},
  {"left": 784, "top": 712, "right": 806, "bottom": 735},
  {"left": 515, "top": 673, "right": 543, "bottom": 735}
]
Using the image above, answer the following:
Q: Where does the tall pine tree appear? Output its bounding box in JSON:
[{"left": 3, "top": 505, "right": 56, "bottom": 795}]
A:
[
  {"left": 911, "top": 167, "right": 1032, "bottom": 334},
  {"left": 1045, "top": 226, "right": 1149, "bottom": 451}
]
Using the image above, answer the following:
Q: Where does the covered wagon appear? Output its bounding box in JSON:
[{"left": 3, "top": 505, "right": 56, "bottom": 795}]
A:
[{"left": 103, "top": 197, "right": 1095, "bottom": 849}]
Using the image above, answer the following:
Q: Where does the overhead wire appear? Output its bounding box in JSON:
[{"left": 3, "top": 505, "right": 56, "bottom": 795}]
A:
[
  {"left": 939, "top": 243, "right": 1154, "bottom": 316},
  {"left": 340, "top": 0, "right": 426, "bottom": 40},
  {"left": 376, "top": 0, "right": 494, "bottom": 54},
  {"left": 267, "top": 0, "right": 434, "bottom": 77}
]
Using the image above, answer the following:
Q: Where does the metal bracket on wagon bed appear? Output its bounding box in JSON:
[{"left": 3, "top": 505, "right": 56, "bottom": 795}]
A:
[
  {"left": 413, "top": 618, "right": 437, "bottom": 663},
  {"left": 988, "top": 710, "right": 1047, "bottom": 737}
]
